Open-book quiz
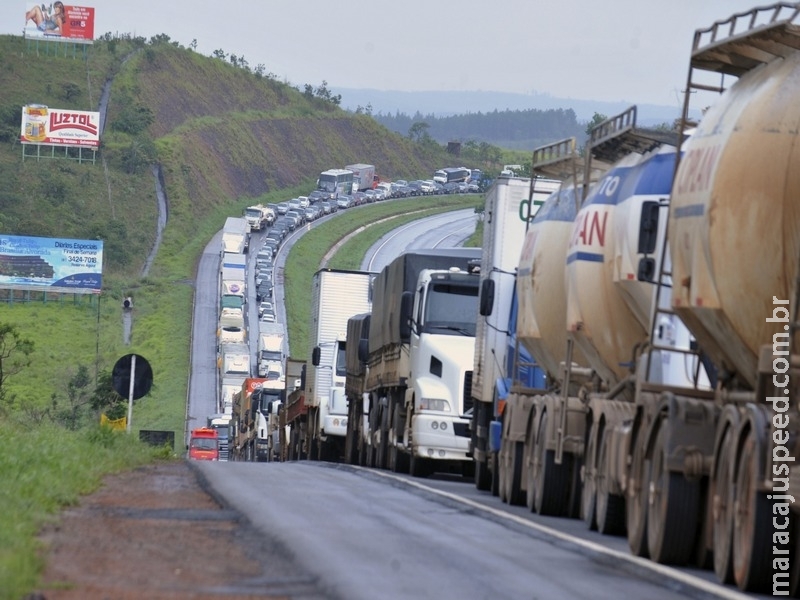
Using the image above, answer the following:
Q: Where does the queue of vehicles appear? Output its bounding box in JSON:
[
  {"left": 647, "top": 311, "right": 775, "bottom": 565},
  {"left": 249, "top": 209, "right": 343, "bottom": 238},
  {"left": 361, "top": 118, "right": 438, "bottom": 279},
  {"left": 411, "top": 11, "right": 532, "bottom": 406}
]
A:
[
  {"left": 232, "top": 4, "right": 799, "bottom": 596},
  {"left": 197, "top": 8, "right": 800, "bottom": 590}
]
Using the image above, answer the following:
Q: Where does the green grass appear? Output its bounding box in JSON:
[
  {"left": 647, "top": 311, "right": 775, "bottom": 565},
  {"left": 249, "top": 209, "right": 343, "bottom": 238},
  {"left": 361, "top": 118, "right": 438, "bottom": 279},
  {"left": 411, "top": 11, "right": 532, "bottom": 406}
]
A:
[{"left": 0, "top": 421, "right": 169, "bottom": 600}]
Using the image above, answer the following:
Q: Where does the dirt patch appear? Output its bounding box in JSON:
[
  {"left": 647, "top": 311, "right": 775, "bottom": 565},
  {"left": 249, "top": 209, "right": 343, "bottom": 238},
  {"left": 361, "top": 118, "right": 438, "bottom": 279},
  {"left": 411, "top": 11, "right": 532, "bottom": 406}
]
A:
[{"left": 32, "top": 461, "right": 328, "bottom": 600}]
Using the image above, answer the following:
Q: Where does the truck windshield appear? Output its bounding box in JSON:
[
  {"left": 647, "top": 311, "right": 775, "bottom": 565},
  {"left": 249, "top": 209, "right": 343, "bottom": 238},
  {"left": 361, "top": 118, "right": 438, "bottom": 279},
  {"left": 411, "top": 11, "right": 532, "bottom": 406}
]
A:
[
  {"left": 190, "top": 438, "right": 217, "bottom": 450},
  {"left": 335, "top": 342, "right": 346, "bottom": 378},
  {"left": 423, "top": 281, "right": 478, "bottom": 336}
]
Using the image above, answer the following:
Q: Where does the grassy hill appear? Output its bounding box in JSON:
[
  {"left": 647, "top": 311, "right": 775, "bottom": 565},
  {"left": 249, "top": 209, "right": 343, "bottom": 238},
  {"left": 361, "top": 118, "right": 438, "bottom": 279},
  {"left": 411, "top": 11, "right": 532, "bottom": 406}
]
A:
[{"left": 0, "top": 32, "right": 478, "bottom": 430}]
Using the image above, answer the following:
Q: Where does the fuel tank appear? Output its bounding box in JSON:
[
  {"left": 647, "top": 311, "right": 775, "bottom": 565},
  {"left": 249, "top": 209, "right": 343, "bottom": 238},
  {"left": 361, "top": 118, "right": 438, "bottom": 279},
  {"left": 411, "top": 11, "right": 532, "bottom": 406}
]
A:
[
  {"left": 565, "top": 146, "right": 677, "bottom": 386},
  {"left": 670, "top": 51, "right": 800, "bottom": 388},
  {"left": 517, "top": 185, "right": 588, "bottom": 384}
]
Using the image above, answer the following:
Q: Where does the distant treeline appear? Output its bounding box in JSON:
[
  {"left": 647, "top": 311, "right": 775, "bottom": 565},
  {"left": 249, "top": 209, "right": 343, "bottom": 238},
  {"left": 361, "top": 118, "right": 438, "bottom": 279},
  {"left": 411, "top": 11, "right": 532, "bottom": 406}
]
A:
[{"left": 371, "top": 108, "right": 588, "bottom": 151}]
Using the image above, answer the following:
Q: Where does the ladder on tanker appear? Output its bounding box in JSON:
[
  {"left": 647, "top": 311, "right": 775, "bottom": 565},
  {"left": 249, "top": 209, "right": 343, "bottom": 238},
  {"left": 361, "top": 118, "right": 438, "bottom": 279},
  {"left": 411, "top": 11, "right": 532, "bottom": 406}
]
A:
[{"left": 642, "top": 3, "right": 800, "bottom": 393}]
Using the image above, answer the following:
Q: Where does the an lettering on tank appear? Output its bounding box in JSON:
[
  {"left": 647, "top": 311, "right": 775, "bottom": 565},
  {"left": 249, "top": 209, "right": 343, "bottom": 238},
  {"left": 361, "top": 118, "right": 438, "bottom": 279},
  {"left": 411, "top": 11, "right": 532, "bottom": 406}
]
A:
[{"left": 569, "top": 210, "right": 608, "bottom": 249}]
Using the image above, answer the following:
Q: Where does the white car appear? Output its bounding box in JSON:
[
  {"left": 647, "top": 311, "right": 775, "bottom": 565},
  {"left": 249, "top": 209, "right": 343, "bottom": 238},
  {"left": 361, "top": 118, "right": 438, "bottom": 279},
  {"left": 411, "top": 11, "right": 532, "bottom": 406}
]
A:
[
  {"left": 260, "top": 311, "right": 276, "bottom": 323},
  {"left": 258, "top": 301, "right": 273, "bottom": 318}
]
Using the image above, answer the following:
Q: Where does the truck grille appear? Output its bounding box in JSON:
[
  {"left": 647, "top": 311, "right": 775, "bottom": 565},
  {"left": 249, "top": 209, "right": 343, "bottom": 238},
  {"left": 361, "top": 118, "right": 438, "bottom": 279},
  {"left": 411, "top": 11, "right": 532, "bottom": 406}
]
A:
[
  {"left": 218, "top": 440, "right": 229, "bottom": 461},
  {"left": 462, "top": 371, "right": 473, "bottom": 415}
]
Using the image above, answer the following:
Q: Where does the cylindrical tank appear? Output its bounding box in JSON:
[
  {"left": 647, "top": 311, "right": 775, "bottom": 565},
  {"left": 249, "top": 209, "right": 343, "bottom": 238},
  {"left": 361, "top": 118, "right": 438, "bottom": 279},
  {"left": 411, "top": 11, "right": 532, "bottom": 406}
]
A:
[
  {"left": 565, "top": 146, "right": 677, "bottom": 386},
  {"left": 517, "top": 185, "right": 588, "bottom": 383},
  {"left": 670, "top": 51, "right": 800, "bottom": 389}
]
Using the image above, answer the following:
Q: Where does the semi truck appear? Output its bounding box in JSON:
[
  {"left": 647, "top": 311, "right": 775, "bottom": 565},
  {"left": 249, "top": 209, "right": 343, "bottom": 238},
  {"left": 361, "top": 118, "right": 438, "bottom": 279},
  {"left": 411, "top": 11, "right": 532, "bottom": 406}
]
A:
[
  {"left": 221, "top": 216, "right": 249, "bottom": 255},
  {"left": 243, "top": 204, "right": 275, "bottom": 232},
  {"left": 229, "top": 377, "right": 268, "bottom": 461},
  {"left": 345, "top": 163, "right": 376, "bottom": 192},
  {"left": 283, "top": 357, "right": 307, "bottom": 460},
  {"left": 218, "top": 342, "right": 251, "bottom": 380},
  {"left": 257, "top": 323, "right": 286, "bottom": 378},
  {"left": 354, "top": 248, "right": 482, "bottom": 477},
  {"left": 343, "top": 312, "right": 371, "bottom": 466},
  {"left": 285, "top": 268, "right": 375, "bottom": 462},
  {"left": 206, "top": 413, "right": 232, "bottom": 461}
]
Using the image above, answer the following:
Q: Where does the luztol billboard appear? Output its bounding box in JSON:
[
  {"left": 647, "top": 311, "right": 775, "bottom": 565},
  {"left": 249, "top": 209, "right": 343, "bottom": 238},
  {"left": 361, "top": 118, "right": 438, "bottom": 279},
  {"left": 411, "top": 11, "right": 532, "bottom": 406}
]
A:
[
  {"left": 0, "top": 234, "right": 103, "bottom": 294},
  {"left": 20, "top": 105, "right": 100, "bottom": 148},
  {"left": 24, "top": 3, "right": 95, "bottom": 42}
]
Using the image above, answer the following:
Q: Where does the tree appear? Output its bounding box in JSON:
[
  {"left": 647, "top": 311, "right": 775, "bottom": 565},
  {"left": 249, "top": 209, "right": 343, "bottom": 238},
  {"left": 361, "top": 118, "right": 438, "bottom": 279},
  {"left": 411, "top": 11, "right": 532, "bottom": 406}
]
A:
[
  {"left": 585, "top": 112, "right": 608, "bottom": 136},
  {"left": 0, "top": 323, "right": 34, "bottom": 412},
  {"left": 408, "top": 121, "right": 430, "bottom": 143}
]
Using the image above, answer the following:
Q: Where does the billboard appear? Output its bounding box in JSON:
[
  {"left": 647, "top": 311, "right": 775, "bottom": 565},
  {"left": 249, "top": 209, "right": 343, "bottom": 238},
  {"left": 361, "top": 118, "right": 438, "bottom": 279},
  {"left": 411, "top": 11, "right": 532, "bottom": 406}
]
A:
[
  {"left": 0, "top": 234, "right": 103, "bottom": 294},
  {"left": 24, "top": 3, "right": 95, "bottom": 42},
  {"left": 20, "top": 105, "right": 100, "bottom": 148}
]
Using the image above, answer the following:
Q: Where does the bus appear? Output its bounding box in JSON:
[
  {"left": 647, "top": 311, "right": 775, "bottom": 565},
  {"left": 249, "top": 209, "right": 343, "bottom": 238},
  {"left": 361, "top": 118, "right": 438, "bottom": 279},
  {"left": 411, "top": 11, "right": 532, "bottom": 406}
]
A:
[
  {"left": 317, "top": 169, "right": 354, "bottom": 199},
  {"left": 433, "top": 167, "right": 471, "bottom": 185}
]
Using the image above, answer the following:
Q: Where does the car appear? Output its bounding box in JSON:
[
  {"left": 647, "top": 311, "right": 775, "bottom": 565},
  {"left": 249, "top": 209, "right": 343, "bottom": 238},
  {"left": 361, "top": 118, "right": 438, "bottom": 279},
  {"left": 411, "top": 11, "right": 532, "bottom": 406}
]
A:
[
  {"left": 259, "top": 311, "right": 276, "bottom": 323},
  {"left": 443, "top": 182, "right": 460, "bottom": 194},
  {"left": 308, "top": 190, "right": 327, "bottom": 203},
  {"left": 351, "top": 191, "right": 368, "bottom": 206},
  {"left": 287, "top": 198, "right": 303, "bottom": 211},
  {"left": 258, "top": 301, "right": 273, "bottom": 318},
  {"left": 297, "top": 196, "right": 310, "bottom": 209},
  {"left": 337, "top": 195, "right": 354, "bottom": 209},
  {"left": 275, "top": 202, "right": 290, "bottom": 215},
  {"left": 363, "top": 189, "right": 378, "bottom": 202},
  {"left": 407, "top": 181, "right": 425, "bottom": 196},
  {"left": 286, "top": 209, "right": 305, "bottom": 226},
  {"left": 467, "top": 182, "right": 480, "bottom": 193},
  {"left": 321, "top": 200, "right": 337, "bottom": 214}
]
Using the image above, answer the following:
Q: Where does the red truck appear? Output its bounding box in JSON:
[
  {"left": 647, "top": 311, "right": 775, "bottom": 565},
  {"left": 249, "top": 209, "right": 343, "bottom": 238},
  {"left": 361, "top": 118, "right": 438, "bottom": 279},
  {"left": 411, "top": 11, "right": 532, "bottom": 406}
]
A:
[{"left": 187, "top": 427, "right": 219, "bottom": 461}]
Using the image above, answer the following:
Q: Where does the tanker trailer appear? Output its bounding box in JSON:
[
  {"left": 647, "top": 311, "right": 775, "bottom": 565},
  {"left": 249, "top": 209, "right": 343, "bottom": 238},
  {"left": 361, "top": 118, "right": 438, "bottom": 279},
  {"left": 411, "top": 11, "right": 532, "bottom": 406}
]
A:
[
  {"left": 563, "top": 107, "right": 683, "bottom": 537},
  {"left": 511, "top": 178, "right": 591, "bottom": 518},
  {"left": 660, "top": 4, "right": 800, "bottom": 592}
]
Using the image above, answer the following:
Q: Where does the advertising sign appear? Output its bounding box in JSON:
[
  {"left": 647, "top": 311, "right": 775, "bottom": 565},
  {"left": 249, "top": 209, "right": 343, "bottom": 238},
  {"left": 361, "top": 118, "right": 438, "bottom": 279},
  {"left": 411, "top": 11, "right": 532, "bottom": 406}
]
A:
[
  {"left": 20, "top": 105, "right": 100, "bottom": 148},
  {"left": 0, "top": 234, "right": 103, "bottom": 294},
  {"left": 24, "top": 3, "right": 95, "bottom": 42}
]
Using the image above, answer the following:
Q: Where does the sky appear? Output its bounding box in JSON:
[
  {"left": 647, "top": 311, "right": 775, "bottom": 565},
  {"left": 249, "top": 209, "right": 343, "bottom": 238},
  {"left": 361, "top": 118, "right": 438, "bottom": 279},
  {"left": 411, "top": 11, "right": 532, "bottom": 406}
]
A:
[{"left": 6, "top": 1, "right": 773, "bottom": 108}]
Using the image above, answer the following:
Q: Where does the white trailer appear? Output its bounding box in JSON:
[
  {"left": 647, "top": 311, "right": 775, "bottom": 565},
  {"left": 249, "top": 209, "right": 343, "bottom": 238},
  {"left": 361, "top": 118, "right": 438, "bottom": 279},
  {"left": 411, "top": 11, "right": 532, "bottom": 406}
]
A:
[
  {"left": 221, "top": 216, "right": 249, "bottom": 255},
  {"left": 296, "top": 268, "right": 375, "bottom": 462},
  {"left": 345, "top": 163, "right": 376, "bottom": 192}
]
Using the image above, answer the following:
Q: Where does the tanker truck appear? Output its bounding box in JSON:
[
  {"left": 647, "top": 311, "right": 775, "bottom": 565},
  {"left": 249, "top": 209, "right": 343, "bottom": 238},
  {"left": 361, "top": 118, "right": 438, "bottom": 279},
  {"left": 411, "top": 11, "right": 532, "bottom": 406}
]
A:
[
  {"left": 362, "top": 248, "right": 482, "bottom": 476},
  {"left": 468, "top": 174, "right": 559, "bottom": 493}
]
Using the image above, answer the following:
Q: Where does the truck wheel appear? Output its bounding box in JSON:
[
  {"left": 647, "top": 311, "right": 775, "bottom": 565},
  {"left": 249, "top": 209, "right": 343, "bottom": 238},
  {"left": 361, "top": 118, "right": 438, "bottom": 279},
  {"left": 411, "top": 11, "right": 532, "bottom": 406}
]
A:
[
  {"left": 410, "top": 453, "right": 431, "bottom": 478},
  {"left": 490, "top": 451, "right": 500, "bottom": 497},
  {"left": 474, "top": 455, "right": 491, "bottom": 491},
  {"left": 595, "top": 426, "right": 625, "bottom": 535},
  {"left": 647, "top": 422, "right": 700, "bottom": 565},
  {"left": 533, "top": 411, "right": 570, "bottom": 516},
  {"left": 712, "top": 424, "right": 735, "bottom": 582},
  {"left": 581, "top": 422, "right": 598, "bottom": 530},
  {"left": 731, "top": 427, "right": 771, "bottom": 591},
  {"left": 627, "top": 425, "right": 650, "bottom": 557},
  {"left": 506, "top": 441, "right": 524, "bottom": 506}
]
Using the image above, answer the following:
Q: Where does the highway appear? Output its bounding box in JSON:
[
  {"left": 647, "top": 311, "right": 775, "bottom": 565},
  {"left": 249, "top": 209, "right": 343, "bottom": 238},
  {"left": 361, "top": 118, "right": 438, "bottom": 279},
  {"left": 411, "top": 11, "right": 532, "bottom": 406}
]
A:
[{"left": 187, "top": 204, "right": 765, "bottom": 600}]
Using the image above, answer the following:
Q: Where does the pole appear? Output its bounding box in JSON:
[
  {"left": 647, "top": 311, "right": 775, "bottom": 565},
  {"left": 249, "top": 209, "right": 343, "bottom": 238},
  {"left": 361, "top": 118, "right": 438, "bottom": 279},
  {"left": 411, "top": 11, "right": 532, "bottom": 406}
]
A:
[{"left": 126, "top": 354, "right": 137, "bottom": 434}]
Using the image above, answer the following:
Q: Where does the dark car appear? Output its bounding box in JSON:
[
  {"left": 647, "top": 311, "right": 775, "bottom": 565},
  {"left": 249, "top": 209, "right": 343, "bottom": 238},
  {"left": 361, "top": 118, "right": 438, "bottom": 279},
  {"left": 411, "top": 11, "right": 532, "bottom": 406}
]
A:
[{"left": 308, "top": 190, "right": 327, "bottom": 203}]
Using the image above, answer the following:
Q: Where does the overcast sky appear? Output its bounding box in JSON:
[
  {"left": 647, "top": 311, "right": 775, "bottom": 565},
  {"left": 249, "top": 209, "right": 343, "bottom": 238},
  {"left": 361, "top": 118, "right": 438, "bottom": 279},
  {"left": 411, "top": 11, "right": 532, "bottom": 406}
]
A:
[{"left": 7, "top": 1, "right": 769, "bottom": 106}]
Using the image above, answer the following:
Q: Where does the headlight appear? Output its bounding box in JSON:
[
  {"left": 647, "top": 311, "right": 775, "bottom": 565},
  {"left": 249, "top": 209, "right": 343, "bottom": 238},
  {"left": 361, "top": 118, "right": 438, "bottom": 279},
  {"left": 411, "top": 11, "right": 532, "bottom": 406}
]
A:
[{"left": 419, "top": 398, "right": 451, "bottom": 412}]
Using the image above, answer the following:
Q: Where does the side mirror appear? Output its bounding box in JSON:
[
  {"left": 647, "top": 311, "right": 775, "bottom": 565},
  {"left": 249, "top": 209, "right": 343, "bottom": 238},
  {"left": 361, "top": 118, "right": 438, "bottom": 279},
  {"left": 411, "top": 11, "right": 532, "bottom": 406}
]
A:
[
  {"left": 637, "top": 257, "right": 656, "bottom": 282},
  {"left": 311, "top": 346, "right": 321, "bottom": 367},
  {"left": 479, "top": 278, "right": 495, "bottom": 316}
]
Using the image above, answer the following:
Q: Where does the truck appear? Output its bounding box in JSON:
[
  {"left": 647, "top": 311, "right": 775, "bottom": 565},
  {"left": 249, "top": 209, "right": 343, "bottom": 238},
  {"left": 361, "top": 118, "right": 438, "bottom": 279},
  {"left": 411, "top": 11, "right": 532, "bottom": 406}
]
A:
[
  {"left": 220, "top": 216, "right": 249, "bottom": 255},
  {"left": 468, "top": 174, "right": 561, "bottom": 494},
  {"left": 219, "top": 375, "right": 246, "bottom": 415},
  {"left": 243, "top": 204, "right": 275, "bottom": 232},
  {"left": 285, "top": 269, "right": 375, "bottom": 462},
  {"left": 253, "top": 382, "right": 285, "bottom": 462},
  {"left": 218, "top": 342, "right": 251, "bottom": 380},
  {"left": 345, "top": 163, "right": 376, "bottom": 192},
  {"left": 187, "top": 427, "right": 219, "bottom": 461},
  {"left": 206, "top": 413, "right": 232, "bottom": 461},
  {"left": 355, "top": 248, "right": 482, "bottom": 477},
  {"left": 229, "top": 377, "right": 268, "bottom": 461},
  {"left": 282, "top": 357, "right": 307, "bottom": 460},
  {"left": 221, "top": 252, "right": 247, "bottom": 285},
  {"left": 257, "top": 323, "right": 286, "bottom": 378},
  {"left": 343, "top": 312, "right": 371, "bottom": 466}
]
